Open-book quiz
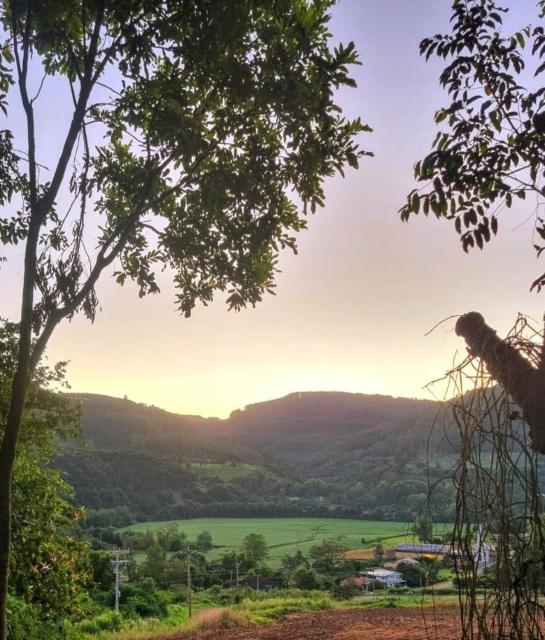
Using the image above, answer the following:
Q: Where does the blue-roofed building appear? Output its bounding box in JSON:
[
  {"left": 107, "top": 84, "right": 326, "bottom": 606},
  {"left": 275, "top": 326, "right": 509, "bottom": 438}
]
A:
[{"left": 395, "top": 542, "right": 451, "bottom": 555}]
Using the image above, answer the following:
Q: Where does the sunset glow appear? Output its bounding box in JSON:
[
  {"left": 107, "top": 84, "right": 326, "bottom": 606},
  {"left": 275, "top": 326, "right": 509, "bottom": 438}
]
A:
[{"left": 3, "top": 0, "right": 543, "bottom": 418}]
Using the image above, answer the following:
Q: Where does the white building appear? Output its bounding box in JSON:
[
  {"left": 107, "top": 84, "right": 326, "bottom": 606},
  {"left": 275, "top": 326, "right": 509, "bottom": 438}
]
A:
[{"left": 360, "top": 568, "right": 405, "bottom": 588}]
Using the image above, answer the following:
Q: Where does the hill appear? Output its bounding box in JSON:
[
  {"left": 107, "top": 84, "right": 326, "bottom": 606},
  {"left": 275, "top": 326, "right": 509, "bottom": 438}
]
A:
[
  {"left": 226, "top": 391, "right": 443, "bottom": 468},
  {"left": 54, "top": 391, "right": 458, "bottom": 526}
]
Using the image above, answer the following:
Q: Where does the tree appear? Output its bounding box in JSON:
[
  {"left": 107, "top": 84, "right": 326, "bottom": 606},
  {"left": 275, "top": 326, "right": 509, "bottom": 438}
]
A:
[
  {"left": 240, "top": 532, "right": 268, "bottom": 567},
  {"left": 141, "top": 544, "right": 167, "bottom": 585},
  {"left": 289, "top": 565, "right": 320, "bottom": 590},
  {"left": 281, "top": 550, "right": 307, "bottom": 571},
  {"left": 400, "top": 0, "right": 545, "bottom": 453},
  {"left": 0, "top": 322, "right": 89, "bottom": 637},
  {"left": 0, "top": 1, "right": 368, "bottom": 634},
  {"left": 412, "top": 515, "right": 433, "bottom": 543},
  {"left": 309, "top": 536, "right": 348, "bottom": 575},
  {"left": 195, "top": 530, "right": 213, "bottom": 552},
  {"left": 156, "top": 523, "right": 186, "bottom": 552},
  {"left": 397, "top": 561, "right": 423, "bottom": 588},
  {"left": 373, "top": 541, "right": 385, "bottom": 564}
]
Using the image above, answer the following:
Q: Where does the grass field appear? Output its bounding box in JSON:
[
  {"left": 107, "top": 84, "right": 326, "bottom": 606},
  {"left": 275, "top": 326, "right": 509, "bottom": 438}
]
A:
[
  {"left": 122, "top": 518, "right": 417, "bottom": 565},
  {"left": 187, "top": 462, "right": 275, "bottom": 481}
]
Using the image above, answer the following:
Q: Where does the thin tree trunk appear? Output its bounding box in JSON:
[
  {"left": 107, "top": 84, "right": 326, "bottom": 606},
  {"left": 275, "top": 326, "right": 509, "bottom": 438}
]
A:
[
  {"left": 0, "top": 378, "right": 30, "bottom": 639},
  {"left": 455, "top": 311, "right": 545, "bottom": 453},
  {"left": 0, "top": 217, "right": 40, "bottom": 640}
]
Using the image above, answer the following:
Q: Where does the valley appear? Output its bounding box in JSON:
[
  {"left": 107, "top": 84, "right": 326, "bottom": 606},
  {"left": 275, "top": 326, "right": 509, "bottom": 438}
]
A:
[{"left": 56, "top": 391, "right": 458, "bottom": 527}]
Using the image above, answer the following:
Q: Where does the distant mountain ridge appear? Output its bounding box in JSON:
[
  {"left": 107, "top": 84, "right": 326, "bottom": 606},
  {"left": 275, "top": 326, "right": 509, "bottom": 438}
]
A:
[{"left": 55, "top": 391, "right": 457, "bottom": 525}]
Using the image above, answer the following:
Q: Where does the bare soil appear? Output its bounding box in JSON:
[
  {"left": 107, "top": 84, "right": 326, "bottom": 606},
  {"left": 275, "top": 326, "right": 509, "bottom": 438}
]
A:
[{"left": 162, "top": 605, "right": 460, "bottom": 640}]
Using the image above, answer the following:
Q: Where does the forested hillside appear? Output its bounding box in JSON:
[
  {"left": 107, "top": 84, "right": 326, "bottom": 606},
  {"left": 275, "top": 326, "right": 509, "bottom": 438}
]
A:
[{"left": 55, "top": 392, "right": 459, "bottom": 526}]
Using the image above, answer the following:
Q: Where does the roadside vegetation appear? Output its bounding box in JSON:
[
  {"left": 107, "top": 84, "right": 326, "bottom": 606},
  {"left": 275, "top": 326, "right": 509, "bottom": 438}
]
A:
[
  {"left": 54, "top": 518, "right": 455, "bottom": 639},
  {"left": 64, "top": 589, "right": 458, "bottom": 640}
]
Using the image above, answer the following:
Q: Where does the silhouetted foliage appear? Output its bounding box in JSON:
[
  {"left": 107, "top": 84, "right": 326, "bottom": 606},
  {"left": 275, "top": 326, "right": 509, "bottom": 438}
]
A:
[{"left": 401, "top": 0, "right": 545, "bottom": 290}]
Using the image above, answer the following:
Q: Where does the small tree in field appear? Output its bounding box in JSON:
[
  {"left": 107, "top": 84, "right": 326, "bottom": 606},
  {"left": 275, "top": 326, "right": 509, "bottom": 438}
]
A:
[
  {"left": 240, "top": 532, "right": 268, "bottom": 567},
  {"left": 0, "top": 1, "right": 369, "bottom": 635},
  {"left": 412, "top": 515, "right": 433, "bottom": 543}
]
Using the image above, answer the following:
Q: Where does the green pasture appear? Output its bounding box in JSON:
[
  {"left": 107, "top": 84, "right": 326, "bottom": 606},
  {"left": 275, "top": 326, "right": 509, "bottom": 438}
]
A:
[
  {"left": 186, "top": 462, "right": 275, "bottom": 481},
  {"left": 122, "top": 517, "right": 417, "bottom": 565}
]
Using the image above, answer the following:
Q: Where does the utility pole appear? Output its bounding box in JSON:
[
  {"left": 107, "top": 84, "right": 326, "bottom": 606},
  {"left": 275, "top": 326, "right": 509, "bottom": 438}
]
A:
[
  {"left": 235, "top": 553, "right": 240, "bottom": 594},
  {"left": 256, "top": 574, "right": 260, "bottom": 591},
  {"left": 111, "top": 550, "right": 130, "bottom": 613},
  {"left": 187, "top": 552, "right": 192, "bottom": 619}
]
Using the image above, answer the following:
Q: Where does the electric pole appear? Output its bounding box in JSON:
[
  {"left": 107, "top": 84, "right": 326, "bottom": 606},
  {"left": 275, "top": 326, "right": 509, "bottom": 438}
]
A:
[
  {"left": 187, "top": 552, "right": 193, "bottom": 619},
  {"left": 235, "top": 553, "right": 240, "bottom": 594},
  {"left": 111, "top": 550, "right": 130, "bottom": 613}
]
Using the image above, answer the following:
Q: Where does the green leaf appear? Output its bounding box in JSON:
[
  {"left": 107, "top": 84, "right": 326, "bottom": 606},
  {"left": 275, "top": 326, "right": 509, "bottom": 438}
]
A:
[{"left": 411, "top": 192, "right": 420, "bottom": 213}]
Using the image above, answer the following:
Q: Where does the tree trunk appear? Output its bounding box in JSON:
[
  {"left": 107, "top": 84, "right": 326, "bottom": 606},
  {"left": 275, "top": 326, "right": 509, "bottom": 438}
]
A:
[
  {"left": 0, "top": 376, "right": 29, "bottom": 640},
  {"left": 455, "top": 311, "right": 545, "bottom": 453},
  {"left": 0, "top": 218, "right": 40, "bottom": 640}
]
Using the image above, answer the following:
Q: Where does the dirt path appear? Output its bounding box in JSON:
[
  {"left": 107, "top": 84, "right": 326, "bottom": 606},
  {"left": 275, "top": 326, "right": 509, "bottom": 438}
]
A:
[{"left": 160, "top": 605, "right": 460, "bottom": 640}]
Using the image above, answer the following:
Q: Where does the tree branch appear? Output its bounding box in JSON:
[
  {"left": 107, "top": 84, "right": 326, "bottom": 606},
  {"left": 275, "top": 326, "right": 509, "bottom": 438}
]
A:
[
  {"left": 41, "top": 0, "right": 106, "bottom": 217},
  {"left": 29, "top": 166, "right": 162, "bottom": 370},
  {"left": 11, "top": 0, "right": 37, "bottom": 209}
]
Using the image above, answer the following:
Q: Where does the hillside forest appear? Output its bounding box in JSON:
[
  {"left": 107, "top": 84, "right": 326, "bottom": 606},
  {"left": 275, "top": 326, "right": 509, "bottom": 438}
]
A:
[{"left": 59, "top": 392, "right": 458, "bottom": 528}]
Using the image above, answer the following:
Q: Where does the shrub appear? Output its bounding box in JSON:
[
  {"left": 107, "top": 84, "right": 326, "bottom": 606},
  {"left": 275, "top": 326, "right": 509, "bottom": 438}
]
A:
[
  {"left": 74, "top": 611, "right": 123, "bottom": 634},
  {"left": 332, "top": 583, "right": 358, "bottom": 600},
  {"left": 6, "top": 597, "right": 56, "bottom": 640},
  {"left": 289, "top": 566, "right": 320, "bottom": 590},
  {"left": 119, "top": 579, "right": 169, "bottom": 619}
]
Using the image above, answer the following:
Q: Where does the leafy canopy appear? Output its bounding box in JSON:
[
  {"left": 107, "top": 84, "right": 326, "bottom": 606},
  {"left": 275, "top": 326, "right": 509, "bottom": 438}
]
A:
[
  {"left": 0, "top": 0, "right": 369, "bottom": 335},
  {"left": 400, "top": 0, "right": 545, "bottom": 290},
  {"left": 240, "top": 532, "right": 268, "bottom": 566}
]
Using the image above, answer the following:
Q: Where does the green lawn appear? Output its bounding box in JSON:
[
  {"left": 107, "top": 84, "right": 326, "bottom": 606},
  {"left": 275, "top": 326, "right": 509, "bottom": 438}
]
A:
[{"left": 122, "top": 517, "right": 416, "bottom": 565}]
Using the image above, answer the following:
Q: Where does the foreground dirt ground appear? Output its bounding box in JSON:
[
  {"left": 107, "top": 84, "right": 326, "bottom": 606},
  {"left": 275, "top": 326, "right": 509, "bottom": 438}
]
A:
[{"left": 166, "top": 605, "right": 461, "bottom": 640}]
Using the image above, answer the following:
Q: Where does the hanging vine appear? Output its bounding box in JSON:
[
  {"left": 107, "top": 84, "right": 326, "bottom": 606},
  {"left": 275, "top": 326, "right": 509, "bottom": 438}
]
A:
[{"left": 431, "top": 314, "right": 545, "bottom": 639}]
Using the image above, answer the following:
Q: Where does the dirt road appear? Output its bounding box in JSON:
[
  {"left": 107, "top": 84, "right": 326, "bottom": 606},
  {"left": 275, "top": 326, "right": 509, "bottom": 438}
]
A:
[{"left": 162, "top": 605, "right": 460, "bottom": 640}]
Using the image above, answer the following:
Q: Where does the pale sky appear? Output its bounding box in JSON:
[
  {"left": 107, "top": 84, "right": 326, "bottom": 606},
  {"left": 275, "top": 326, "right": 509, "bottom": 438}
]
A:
[{"left": 3, "top": 0, "right": 545, "bottom": 418}]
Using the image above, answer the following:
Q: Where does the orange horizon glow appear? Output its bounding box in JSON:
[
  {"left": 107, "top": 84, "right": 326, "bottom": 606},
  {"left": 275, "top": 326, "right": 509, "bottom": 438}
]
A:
[{"left": 3, "top": 1, "right": 544, "bottom": 420}]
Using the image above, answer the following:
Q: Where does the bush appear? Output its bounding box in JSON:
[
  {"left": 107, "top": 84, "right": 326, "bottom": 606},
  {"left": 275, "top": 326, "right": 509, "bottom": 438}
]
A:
[
  {"left": 73, "top": 611, "right": 123, "bottom": 635},
  {"left": 289, "top": 566, "right": 320, "bottom": 590},
  {"left": 6, "top": 596, "right": 59, "bottom": 640},
  {"left": 119, "top": 579, "right": 169, "bottom": 618},
  {"left": 332, "top": 583, "right": 358, "bottom": 600}
]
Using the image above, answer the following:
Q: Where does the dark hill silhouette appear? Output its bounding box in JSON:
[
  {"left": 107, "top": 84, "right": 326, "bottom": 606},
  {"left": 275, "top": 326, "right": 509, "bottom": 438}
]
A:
[{"left": 230, "top": 391, "right": 434, "bottom": 428}]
